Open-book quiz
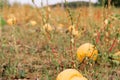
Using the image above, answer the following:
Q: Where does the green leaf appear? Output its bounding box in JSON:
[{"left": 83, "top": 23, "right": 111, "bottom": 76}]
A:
[
  {"left": 0, "top": 16, "right": 6, "bottom": 27},
  {"left": 111, "top": 60, "right": 120, "bottom": 65},
  {"left": 118, "top": 37, "right": 120, "bottom": 41},
  {"left": 19, "top": 70, "right": 26, "bottom": 78},
  {"left": 114, "top": 14, "right": 120, "bottom": 20}
]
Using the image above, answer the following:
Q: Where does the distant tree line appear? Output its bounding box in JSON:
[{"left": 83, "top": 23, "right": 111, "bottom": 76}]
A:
[
  {"left": 98, "top": 0, "right": 120, "bottom": 7},
  {"left": 52, "top": 1, "right": 97, "bottom": 8},
  {"left": 52, "top": 0, "right": 120, "bottom": 8}
]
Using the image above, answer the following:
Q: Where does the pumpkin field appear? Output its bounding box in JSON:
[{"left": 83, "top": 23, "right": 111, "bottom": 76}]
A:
[{"left": 0, "top": 0, "right": 120, "bottom": 80}]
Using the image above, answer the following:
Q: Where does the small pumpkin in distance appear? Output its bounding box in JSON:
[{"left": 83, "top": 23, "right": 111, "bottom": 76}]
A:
[
  {"left": 43, "top": 23, "right": 53, "bottom": 32},
  {"left": 29, "top": 20, "right": 37, "bottom": 26},
  {"left": 7, "top": 14, "right": 17, "bottom": 26},
  {"left": 7, "top": 17, "right": 17, "bottom": 26},
  {"left": 72, "top": 29, "right": 79, "bottom": 37},
  {"left": 56, "top": 69, "right": 87, "bottom": 80},
  {"left": 67, "top": 25, "right": 75, "bottom": 33},
  {"left": 77, "top": 43, "right": 98, "bottom": 62},
  {"left": 66, "top": 25, "right": 79, "bottom": 37}
]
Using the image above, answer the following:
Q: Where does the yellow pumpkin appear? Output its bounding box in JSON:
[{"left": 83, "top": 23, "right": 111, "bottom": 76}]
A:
[
  {"left": 29, "top": 20, "right": 37, "bottom": 26},
  {"left": 104, "top": 19, "right": 109, "bottom": 25},
  {"left": 43, "top": 23, "right": 53, "bottom": 32},
  {"left": 68, "top": 25, "right": 75, "bottom": 33},
  {"left": 7, "top": 18, "right": 16, "bottom": 26},
  {"left": 67, "top": 25, "right": 79, "bottom": 37},
  {"left": 77, "top": 43, "right": 98, "bottom": 62},
  {"left": 70, "top": 76, "right": 88, "bottom": 80},
  {"left": 56, "top": 69, "right": 83, "bottom": 80},
  {"left": 47, "top": 7, "right": 51, "bottom": 12},
  {"left": 72, "top": 29, "right": 79, "bottom": 37},
  {"left": 7, "top": 14, "right": 17, "bottom": 26}
]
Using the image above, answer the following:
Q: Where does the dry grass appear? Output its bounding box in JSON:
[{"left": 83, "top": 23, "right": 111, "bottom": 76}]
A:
[{"left": 0, "top": 4, "right": 120, "bottom": 80}]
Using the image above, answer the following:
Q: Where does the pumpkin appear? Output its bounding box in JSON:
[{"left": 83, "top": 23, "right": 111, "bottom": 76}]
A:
[
  {"left": 7, "top": 14, "right": 17, "bottom": 26},
  {"left": 67, "top": 25, "right": 75, "bottom": 33},
  {"left": 47, "top": 7, "right": 51, "bottom": 12},
  {"left": 104, "top": 19, "right": 109, "bottom": 25},
  {"left": 72, "top": 29, "right": 79, "bottom": 37},
  {"left": 29, "top": 20, "right": 37, "bottom": 26},
  {"left": 56, "top": 69, "right": 83, "bottom": 80},
  {"left": 43, "top": 23, "right": 53, "bottom": 32},
  {"left": 77, "top": 43, "right": 98, "bottom": 62},
  {"left": 56, "top": 69, "right": 87, "bottom": 80},
  {"left": 67, "top": 25, "right": 79, "bottom": 37},
  {"left": 70, "top": 76, "right": 88, "bottom": 80},
  {"left": 7, "top": 18, "right": 16, "bottom": 26}
]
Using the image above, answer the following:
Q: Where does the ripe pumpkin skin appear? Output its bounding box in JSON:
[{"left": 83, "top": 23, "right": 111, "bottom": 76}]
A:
[
  {"left": 67, "top": 25, "right": 79, "bottom": 37},
  {"left": 70, "top": 76, "right": 88, "bottom": 80},
  {"left": 68, "top": 25, "right": 75, "bottom": 33},
  {"left": 77, "top": 43, "right": 98, "bottom": 62},
  {"left": 43, "top": 23, "right": 53, "bottom": 32},
  {"left": 29, "top": 20, "right": 37, "bottom": 26},
  {"left": 7, "top": 18, "right": 16, "bottom": 26},
  {"left": 7, "top": 14, "right": 17, "bottom": 26},
  {"left": 56, "top": 69, "right": 83, "bottom": 80}
]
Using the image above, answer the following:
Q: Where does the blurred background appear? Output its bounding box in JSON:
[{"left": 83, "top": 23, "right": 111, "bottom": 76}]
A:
[
  {"left": 1, "top": 0, "right": 120, "bottom": 7},
  {"left": 2, "top": 0, "right": 98, "bottom": 7}
]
